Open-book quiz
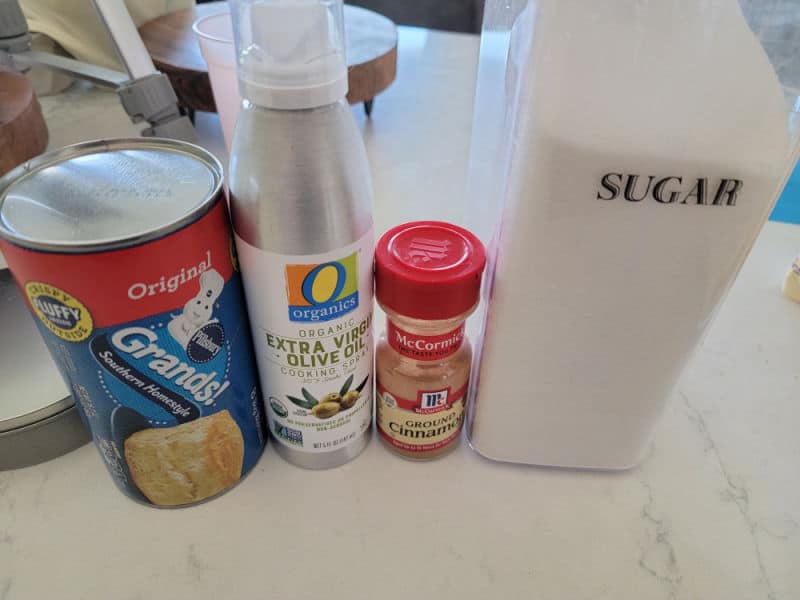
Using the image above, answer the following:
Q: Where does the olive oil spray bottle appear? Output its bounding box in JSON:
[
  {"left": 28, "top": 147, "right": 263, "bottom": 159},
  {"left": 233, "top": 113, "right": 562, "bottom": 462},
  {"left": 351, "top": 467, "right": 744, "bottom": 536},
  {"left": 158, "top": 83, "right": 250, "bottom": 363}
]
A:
[{"left": 228, "top": 0, "right": 375, "bottom": 468}]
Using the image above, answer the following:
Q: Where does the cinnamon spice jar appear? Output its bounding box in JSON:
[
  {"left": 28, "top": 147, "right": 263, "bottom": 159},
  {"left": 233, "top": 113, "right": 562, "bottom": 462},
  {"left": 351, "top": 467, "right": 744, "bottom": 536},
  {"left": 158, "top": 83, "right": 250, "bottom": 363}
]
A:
[{"left": 374, "top": 221, "right": 485, "bottom": 459}]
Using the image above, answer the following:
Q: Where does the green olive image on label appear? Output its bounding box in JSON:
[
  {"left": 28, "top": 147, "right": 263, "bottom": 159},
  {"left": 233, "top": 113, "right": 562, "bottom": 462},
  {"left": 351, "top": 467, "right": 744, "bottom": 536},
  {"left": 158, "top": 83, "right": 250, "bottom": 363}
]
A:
[
  {"left": 269, "top": 397, "right": 289, "bottom": 418},
  {"left": 25, "top": 281, "right": 93, "bottom": 342}
]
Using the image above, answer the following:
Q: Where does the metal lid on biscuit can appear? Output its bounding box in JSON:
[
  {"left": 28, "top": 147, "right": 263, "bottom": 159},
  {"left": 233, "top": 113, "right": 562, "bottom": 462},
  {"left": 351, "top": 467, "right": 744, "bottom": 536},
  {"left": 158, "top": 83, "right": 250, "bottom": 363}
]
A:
[{"left": 0, "top": 138, "right": 222, "bottom": 252}]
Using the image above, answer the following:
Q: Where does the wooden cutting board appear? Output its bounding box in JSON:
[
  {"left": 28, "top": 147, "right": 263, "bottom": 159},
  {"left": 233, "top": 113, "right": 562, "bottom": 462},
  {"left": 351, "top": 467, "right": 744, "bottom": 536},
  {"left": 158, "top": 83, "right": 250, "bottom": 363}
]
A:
[
  {"left": 139, "top": 2, "right": 397, "bottom": 115},
  {"left": 0, "top": 68, "right": 48, "bottom": 176}
]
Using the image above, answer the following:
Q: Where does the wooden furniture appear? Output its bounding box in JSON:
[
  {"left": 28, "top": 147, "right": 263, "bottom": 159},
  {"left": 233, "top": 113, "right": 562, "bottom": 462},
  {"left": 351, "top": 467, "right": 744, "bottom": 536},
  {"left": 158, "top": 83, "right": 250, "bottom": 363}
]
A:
[
  {"left": 139, "top": 2, "right": 397, "bottom": 116},
  {"left": 0, "top": 68, "right": 48, "bottom": 176}
]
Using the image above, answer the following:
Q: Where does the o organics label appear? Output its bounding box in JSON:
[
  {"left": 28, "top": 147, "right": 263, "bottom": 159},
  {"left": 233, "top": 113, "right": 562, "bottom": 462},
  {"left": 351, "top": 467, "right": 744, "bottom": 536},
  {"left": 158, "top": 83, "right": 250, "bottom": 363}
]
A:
[
  {"left": 236, "top": 231, "right": 374, "bottom": 454},
  {"left": 285, "top": 252, "right": 359, "bottom": 322},
  {"left": 25, "top": 281, "right": 93, "bottom": 342}
]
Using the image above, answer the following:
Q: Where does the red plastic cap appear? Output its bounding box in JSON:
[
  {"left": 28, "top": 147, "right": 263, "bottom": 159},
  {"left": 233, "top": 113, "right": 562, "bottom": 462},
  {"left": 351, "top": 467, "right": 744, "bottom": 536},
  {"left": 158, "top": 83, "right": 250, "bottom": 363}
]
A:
[{"left": 375, "top": 221, "right": 486, "bottom": 320}]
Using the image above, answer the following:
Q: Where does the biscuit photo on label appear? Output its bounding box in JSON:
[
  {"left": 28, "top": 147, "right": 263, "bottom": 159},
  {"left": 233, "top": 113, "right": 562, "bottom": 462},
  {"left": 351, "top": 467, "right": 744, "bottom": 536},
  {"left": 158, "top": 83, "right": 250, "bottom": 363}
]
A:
[{"left": 124, "top": 410, "right": 245, "bottom": 506}]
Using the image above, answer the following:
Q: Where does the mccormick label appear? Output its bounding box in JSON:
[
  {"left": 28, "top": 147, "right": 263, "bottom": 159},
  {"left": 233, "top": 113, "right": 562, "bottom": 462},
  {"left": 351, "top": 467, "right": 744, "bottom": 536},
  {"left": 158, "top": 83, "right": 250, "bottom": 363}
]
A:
[
  {"left": 387, "top": 321, "right": 465, "bottom": 361},
  {"left": 235, "top": 232, "right": 373, "bottom": 455},
  {"left": 0, "top": 200, "right": 266, "bottom": 506},
  {"left": 376, "top": 381, "right": 467, "bottom": 453},
  {"left": 377, "top": 322, "right": 467, "bottom": 453}
]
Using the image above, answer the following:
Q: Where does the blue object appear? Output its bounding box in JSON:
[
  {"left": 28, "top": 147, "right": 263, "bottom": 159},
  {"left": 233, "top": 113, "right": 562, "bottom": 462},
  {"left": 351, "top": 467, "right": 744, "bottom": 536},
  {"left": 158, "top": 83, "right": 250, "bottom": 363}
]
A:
[{"left": 770, "top": 161, "right": 800, "bottom": 224}]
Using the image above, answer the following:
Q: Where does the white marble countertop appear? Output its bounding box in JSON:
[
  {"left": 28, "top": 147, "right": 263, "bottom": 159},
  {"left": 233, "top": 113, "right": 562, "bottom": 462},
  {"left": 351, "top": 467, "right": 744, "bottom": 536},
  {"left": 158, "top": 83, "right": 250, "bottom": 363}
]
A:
[{"left": 2, "top": 27, "right": 800, "bottom": 600}]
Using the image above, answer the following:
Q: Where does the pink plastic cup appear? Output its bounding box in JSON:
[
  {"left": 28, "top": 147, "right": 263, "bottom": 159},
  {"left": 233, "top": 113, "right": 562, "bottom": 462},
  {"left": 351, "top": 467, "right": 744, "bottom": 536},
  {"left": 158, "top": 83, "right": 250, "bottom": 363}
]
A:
[{"left": 193, "top": 12, "right": 241, "bottom": 151}]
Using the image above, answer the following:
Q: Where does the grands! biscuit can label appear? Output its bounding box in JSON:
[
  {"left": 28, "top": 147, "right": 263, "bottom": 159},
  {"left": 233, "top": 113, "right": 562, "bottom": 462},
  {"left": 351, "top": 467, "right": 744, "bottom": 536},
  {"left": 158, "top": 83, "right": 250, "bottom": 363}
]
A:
[{"left": 0, "top": 139, "right": 266, "bottom": 507}]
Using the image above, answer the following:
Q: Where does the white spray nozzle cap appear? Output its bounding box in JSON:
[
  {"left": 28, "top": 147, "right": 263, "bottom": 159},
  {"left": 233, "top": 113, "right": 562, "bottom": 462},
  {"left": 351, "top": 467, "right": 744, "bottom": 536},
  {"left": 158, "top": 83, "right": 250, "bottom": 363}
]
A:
[{"left": 232, "top": 0, "right": 347, "bottom": 109}]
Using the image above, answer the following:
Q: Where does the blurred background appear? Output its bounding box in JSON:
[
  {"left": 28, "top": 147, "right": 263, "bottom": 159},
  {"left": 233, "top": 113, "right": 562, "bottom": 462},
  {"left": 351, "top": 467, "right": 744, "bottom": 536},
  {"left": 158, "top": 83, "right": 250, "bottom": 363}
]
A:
[
  {"left": 17, "top": 0, "right": 486, "bottom": 75},
  {"left": 323, "top": 0, "right": 483, "bottom": 33},
  {"left": 206, "top": 0, "right": 486, "bottom": 32}
]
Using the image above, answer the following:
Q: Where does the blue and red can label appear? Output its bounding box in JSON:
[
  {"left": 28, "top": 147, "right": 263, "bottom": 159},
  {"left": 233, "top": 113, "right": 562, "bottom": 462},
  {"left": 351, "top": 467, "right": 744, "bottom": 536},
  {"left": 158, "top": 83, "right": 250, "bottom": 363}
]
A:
[{"left": 1, "top": 199, "right": 266, "bottom": 506}]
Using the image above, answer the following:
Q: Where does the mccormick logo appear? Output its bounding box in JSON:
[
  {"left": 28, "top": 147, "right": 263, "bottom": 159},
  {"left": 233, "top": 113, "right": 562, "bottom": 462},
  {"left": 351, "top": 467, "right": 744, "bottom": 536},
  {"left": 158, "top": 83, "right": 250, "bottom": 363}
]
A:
[
  {"left": 405, "top": 237, "right": 451, "bottom": 264},
  {"left": 418, "top": 388, "right": 450, "bottom": 413},
  {"left": 389, "top": 322, "right": 465, "bottom": 361},
  {"left": 285, "top": 253, "right": 359, "bottom": 322}
]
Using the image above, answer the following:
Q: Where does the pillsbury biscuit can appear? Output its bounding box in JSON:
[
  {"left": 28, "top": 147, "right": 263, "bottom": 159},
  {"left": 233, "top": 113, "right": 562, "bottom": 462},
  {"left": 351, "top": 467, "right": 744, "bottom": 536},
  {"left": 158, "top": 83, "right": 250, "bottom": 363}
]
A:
[{"left": 0, "top": 139, "right": 266, "bottom": 506}]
